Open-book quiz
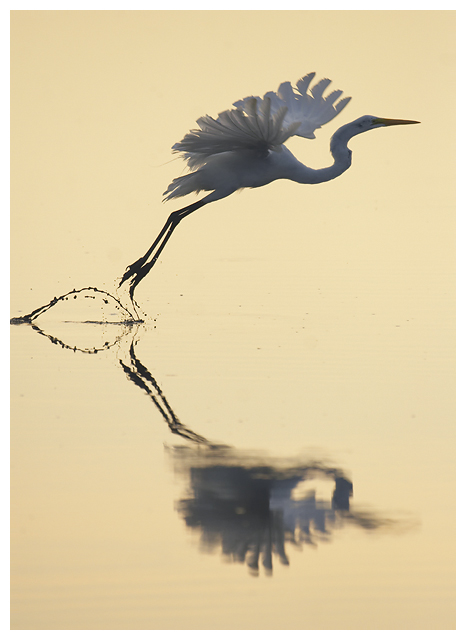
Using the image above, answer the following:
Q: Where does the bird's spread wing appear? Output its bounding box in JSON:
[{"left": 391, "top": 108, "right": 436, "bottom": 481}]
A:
[
  {"left": 172, "top": 73, "right": 351, "bottom": 169},
  {"left": 172, "top": 97, "right": 301, "bottom": 170},
  {"left": 235, "top": 73, "right": 351, "bottom": 140}
]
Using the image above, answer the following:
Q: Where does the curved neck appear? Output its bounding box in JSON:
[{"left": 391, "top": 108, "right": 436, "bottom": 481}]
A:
[{"left": 292, "top": 123, "right": 354, "bottom": 184}]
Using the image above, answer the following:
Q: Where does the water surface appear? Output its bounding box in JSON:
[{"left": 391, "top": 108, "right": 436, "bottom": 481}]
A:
[{"left": 10, "top": 252, "right": 455, "bottom": 630}]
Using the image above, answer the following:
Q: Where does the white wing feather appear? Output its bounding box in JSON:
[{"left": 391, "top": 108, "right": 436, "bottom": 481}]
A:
[
  {"left": 172, "top": 97, "right": 301, "bottom": 170},
  {"left": 236, "top": 73, "right": 351, "bottom": 140}
]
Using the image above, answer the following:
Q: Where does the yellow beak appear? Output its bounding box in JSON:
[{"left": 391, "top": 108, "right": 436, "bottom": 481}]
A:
[{"left": 373, "top": 117, "right": 420, "bottom": 126}]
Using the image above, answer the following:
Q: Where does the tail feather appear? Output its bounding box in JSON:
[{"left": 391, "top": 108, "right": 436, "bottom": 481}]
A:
[{"left": 163, "top": 171, "right": 202, "bottom": 201}]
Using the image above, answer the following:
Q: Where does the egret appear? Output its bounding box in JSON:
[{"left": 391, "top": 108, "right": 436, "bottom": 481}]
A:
[{"left": 120, "top": 72, "right": 419, "bottom": 300}]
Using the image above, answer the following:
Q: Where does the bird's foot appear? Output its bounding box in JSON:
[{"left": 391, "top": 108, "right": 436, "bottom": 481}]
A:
[{"left": 119, "top": 256, "right": 147, "bottom": 288}]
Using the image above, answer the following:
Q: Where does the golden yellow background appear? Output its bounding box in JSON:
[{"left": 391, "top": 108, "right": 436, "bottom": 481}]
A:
[{"left": 11, "top": 11, "right": 455, "bottom": 630}]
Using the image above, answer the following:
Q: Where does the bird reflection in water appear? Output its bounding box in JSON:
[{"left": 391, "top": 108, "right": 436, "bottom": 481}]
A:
[
  {"left": 12, "top": 310, "right": 411, "bottom": 576},
  {"left": 117, "top": 331, "right": 404, "bottom": 575},
  {"left": 170, "top": 447, "right": 399, "bottom": 576},
  {"left": 172, "top": 450, "right": 352, "bottom": 575}
]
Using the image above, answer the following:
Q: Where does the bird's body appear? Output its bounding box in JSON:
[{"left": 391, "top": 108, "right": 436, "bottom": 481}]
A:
[
  {"left": 166, "top": 146, "right": 328, "bottom": 204},
  {"left": 120, "top": 73, "right": 418, "bottom": 301}
]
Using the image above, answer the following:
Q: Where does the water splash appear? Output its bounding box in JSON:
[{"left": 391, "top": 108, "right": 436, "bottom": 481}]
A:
[{"left": 10, "top": 286, "right": 142, "bottom": 325}]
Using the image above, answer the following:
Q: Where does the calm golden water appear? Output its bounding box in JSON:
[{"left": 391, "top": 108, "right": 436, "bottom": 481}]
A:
[{"left": 11, "top": 10, "right": 455, "bottom": 630}]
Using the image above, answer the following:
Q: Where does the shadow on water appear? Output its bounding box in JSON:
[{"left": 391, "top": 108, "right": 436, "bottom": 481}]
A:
[{"left": 11, "top": 292, "right": 416, "bottom": 576}]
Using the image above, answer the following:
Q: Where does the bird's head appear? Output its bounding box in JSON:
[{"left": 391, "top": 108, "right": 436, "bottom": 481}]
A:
[
  {"left": 330, "top": 115, "right": 419, "bottom": 157},
  {"left": 352, "top": 115, "right": 420, "bottom": 134},
  {"left": 332, "top": 116, "right": 420, "bottom": 149}
]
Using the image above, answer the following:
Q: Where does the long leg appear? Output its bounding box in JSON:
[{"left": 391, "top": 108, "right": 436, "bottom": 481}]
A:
[{"left": 119, "top": 199, "right": 206, "bottom": 301}]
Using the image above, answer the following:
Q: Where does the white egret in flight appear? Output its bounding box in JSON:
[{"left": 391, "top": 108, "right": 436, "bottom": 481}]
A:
[{"left": 120, "top": 72, "right": 419, "bottom": 300}]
